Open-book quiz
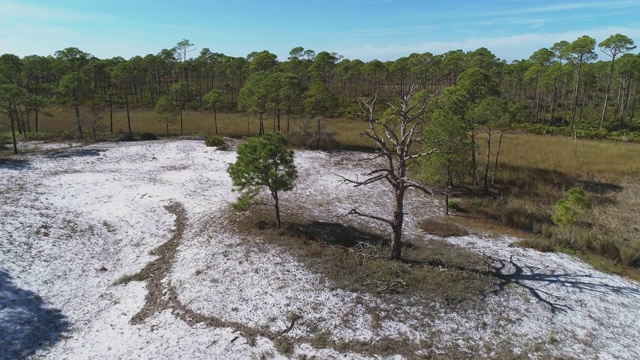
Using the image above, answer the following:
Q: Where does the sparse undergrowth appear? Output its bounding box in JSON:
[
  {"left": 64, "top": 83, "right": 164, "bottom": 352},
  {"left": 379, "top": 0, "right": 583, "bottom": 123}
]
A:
[
  {"left": 419, "top": 217, "right": 470, "bottom": 238},
  {"left": 218, "top": 206, "right": 559, "bottom": 357},
  {"left": 226, "top": 206, "right": 502, "bottom": 306},
  {"left": 451, "top": 134, "right": 640, "bottom": 282},
  {"left": 113, "top": 264, "right": 154, "bottom": 285},
  {"left": 204, "top": 135, "right": 229, "bottom": 150}
]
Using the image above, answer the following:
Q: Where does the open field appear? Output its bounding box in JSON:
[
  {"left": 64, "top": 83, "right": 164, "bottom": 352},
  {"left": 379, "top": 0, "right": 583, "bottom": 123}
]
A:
[
  {"left": 1, "top": 139, "right": 640, "bottom": 359},
  {"left": 5, "top": 106, "right": 640, "bottom": 274},
  {"left": 465, "top": 133, "right": 640, "bottom": 277},
  {"left": 20, "top": 106, "right": 374, "bottom": 149}
]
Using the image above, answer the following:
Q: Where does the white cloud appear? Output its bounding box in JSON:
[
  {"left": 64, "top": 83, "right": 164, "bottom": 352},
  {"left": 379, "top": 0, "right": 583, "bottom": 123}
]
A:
[
  {"left": 461, "top": 0, "right": 640, "bottom": 19},
  {"left": 336, "top": 26, "right": 640, "bottom": 62}
]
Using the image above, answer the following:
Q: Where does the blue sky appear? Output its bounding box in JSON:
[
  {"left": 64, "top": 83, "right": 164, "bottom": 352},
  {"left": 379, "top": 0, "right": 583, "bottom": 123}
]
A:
[{"left": 2, "top": 0, "right": 639, "bottom": 62}]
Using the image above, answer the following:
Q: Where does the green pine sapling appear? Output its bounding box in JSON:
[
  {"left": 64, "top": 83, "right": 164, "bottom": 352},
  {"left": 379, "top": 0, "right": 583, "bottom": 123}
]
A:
[{"left": 552, "top": 187, "right": 591, "bottom": 242}]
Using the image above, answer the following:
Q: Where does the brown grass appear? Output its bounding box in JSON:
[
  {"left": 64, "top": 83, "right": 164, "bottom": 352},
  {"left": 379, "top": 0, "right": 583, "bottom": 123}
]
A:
[
  {"left": 226, "top": 206, "right": 502, "bottom": 306},
  {"left": 28, "top": 106, "right": 375, "bottom": 147},
  {"left": 469, "top": 132, "right": 640, "bottom": 275},
  {"left": 418, "top": 217, "right": 470, "bottom": 238},
  {"left": 9, "top": 107, "right": 640, "bottom": 278}
]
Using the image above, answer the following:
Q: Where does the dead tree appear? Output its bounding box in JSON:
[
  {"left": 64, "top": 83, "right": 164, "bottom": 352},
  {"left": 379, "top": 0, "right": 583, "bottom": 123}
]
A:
[{"left": 342, "top": 85, "right": 436, "bottom": 260}]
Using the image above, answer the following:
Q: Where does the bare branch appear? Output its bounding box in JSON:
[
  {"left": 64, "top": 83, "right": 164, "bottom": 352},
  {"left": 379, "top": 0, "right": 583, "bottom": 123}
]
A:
[
  {"left": 362, "top": 131, "right": 387, "bottom": 152},
  {"left": 404, "top": 180, "right": 435, "bottom": 195},
  {"left": 406, "top": 147, "right": 437, "bottom": 161},
  {"left": 343, "top": 208, "right": 393, "bottom": 226}
]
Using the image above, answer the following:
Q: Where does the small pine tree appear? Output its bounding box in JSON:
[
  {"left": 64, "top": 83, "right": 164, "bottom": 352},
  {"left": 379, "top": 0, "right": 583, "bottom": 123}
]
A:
[
  {"left": 552, "top": 187, "right": 591, "bottom": 242},
  {"left": 154, "top": 96, "right": 180, "bottom": 137},
  {"left": 227, "top": 132, "right": 298, "bottom": 229}
]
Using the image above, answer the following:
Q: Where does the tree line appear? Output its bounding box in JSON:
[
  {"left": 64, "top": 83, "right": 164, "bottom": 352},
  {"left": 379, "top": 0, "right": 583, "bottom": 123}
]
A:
[{"left": 1, "top": 34, "right": 638, "bottom": 146}]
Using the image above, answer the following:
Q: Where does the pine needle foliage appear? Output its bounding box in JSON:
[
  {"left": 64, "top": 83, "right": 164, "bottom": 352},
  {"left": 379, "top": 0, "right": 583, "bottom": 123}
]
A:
[
  {"left": 552, "top": 187, "right": 591, "bottom": 242},
  {"left": 227, "top": 132, "right": 298, "bottom": 228}
]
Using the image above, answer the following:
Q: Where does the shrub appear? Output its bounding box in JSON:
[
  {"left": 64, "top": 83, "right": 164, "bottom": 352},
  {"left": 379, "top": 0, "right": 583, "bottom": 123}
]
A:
[
  {"left": 140, "top": 132, "right": 158, "bottom": 141},
  {"left": 552, "top": 187, "right": 591, "bottom": 242},
  {"left": 595, "top": 235, "right": 620, "bottom": 260},
  {"left": 418, "top": 217, "right": 470, "bottom": 237},
  {"left": 119, "top": 133, "right": 136, "bottom": 142},
  {"left": 447, "top": 200, "right": 465, "bottom": 213},
  {"left": 619, "top": 244, "right": 640, "bottom": 266},
  {"left": 204, "top": 135, "right": 228, "bottom": 150}
]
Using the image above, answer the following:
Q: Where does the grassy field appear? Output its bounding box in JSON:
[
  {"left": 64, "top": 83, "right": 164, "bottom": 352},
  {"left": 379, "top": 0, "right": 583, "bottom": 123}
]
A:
[
  {"left": 467, "top": 132, "right": 640, "bottom": 279},
  {"left": 3, "top": 106, "right": 640, "bottom": 279},
  {"left": 22, "top": 106, "right": 374, "bottom": 149}
]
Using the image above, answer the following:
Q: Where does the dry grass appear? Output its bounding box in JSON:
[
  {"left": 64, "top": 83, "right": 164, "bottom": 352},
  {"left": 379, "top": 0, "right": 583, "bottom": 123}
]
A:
[
  {"left": 8, "top": 107, "right": 640, "bottom": 277},
  {"left": 226, "top": 206, "right": 502, "bottom": 306},
  {"left": 28, "top": 106, "right": 375, "bottom": 149},
  {"left": 469, "top": 132, "right": 640, "bottom": 275},
  {"left": 418, "top": 217, "right": 470, "bottom": 238},
  {"left": 497, "top": 133, "right": 640, "bottom": 182}
]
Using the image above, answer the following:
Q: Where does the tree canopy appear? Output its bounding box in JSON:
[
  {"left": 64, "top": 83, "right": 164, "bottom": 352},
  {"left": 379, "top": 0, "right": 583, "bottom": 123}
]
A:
[{"left": 227, "top": 132, "right": 298, "bottom": 229}]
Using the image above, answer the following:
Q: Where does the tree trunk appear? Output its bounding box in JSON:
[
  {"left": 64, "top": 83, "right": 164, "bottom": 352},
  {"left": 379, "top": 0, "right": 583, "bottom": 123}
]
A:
[
  {"left": 286, "top": 113, "right": 291, "bottom": 136},
  {"left": 316, "top": 117, "right": 321, "bottom": 149},
  {"left": 10, "top": 113, "right": 18, "bottom": 154},
  {"left": 259, "top": 112, "right": 264, "bottom": 136},
  {"left": 180, "top": 105, "right": 183, "bottom": 135},
  {"left": 126, "top": 94, "right": 132, "bottom": 134},
  {"left": 570, "top": 58, "right": 583, "bottom": 127},
  {"left": 470, "top": 130, "right": 477, "bottom": 187},
  {"left": 550, "top": 76, "right": 559, "bottom": 124},
  {"left": 109, "top": 94, "right": 113, "bottom": 133},
  {"left": 390, "top": 186, "right": 405, "bottom": 260},
  {"left": 561, "top": 77, "right": 568, "bottom": 125},
  {"left": 579, "top": 81, "right": 587, "bottom": 122},
  {"left": 75, "top": 100, "right": 83, "bottom": 138},
  {"left": 600, "top": 59, "right": 616, "bottom": 129},
  {"left": 620, "top": 79, "right": 630, "bottom": 124},
  {"left": 213, "top": 105, "right": 218, "bottom": 135},
  {"left": 484, "top": 130, "right": 491, "bottom": 195},
  {"left": 277, "top": 108, "right": 281, "bottom": 132},
  {"left": 532, "top": 88, "right": 540, "bottom": 124},
  {"left": 493, "top": 131, "right": 504, "bottom": 183},
  {"left": 273, "top": 190, "right": 281, "bottom": 229},
  {"left": 629, "top": 79, "right": 638, "bottom": 123},
  {"left": 541, "top": 89, "right": 548, "bottom": 124},
  {"left": 444, "top": 193, "right": 449, "bottom": 216},
  {"left": 615, "top": 81, "right": 622, "bottom": 117}
]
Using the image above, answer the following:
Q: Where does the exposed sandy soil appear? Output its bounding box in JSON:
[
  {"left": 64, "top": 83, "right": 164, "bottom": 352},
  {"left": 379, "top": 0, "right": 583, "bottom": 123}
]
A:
[{"left": 1, "top": 140, "right": 639, "bottom": 359}]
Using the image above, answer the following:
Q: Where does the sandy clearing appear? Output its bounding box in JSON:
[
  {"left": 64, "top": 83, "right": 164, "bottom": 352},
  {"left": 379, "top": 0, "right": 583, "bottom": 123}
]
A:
[{"left": 1, "top": 139, "right": 639, "bottom": 359}]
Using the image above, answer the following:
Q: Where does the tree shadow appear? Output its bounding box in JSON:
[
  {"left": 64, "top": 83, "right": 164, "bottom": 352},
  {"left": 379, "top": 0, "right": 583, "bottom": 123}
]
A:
[
  {"left": 579, "top": 180, "right": 623, "bottom": 194},
  {"left": 0, "top": 270, "right": 70, "bottom": 359},
  {"left": 285, "top": 221, "right": 388, "bottom": 248},
  {"left": 0, "top": 158, "right": 33, "bottom": 171},
  {"left": 485, "top": 254, "right": 640, "bottom": 313},
  {"left": 499, "top": 164, "right": 574, "bottom": 193},
  {"left": 47, "top": 148, "right": 104, "bottom": 159}
]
